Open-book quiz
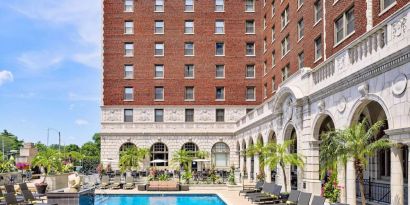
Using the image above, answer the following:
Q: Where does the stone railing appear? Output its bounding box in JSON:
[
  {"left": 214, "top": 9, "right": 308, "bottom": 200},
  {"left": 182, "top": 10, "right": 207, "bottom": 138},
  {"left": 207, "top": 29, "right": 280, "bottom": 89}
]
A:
[
  {"left": 348, "top": 26, "right": 387, "bottom": 64},
  {"left": 235, "top": 96, "right": 275, "bottom": 131},
  {"left": 312, "top": 59, "right": 335, "bottom": 84},
  {"left": 101, "top": 122, "right": 237, "bottom": 133}
]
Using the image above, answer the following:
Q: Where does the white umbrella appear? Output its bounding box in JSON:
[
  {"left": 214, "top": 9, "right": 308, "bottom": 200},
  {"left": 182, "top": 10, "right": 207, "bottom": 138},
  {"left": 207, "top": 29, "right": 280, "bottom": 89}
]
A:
[
  {"left": 193, "top": 159, "right": 210, "bottom": 162},
  {"left": 150, "top": 159, "right": 167, "bottom": 163}
]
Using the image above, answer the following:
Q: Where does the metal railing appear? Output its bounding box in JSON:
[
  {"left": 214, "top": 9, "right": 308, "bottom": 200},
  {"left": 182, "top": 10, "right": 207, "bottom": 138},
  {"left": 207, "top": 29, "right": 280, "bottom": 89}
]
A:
[{"left": 355, "top": 179, "right": 390, "bottom": 204}]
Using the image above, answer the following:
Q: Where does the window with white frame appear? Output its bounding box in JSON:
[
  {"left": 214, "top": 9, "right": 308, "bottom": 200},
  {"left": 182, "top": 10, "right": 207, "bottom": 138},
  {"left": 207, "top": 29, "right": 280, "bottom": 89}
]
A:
[
  {"left": 184, "top": 64, "right": 194, "bottom": 78},
  {"left": 184, "top": 42, "right": 194, "bottom": 56},
  {"left": 281, "top": 65, "right": 289, "bottom": 81},
  {"left": 185, "top": 87, "right": 194, "bottom": 100},
  {"left": 281, "top": 35, "right": 290, "bottom": 57},
  {"left": 155, "top": 0, "right": 164, "bottom": 12},
  {"left": 185, "top": 109, "right": 194, "bottom": 122},
  {"left": 298, "top": 0, "right": 304, "bottom": 8},
  {"left": 315, "top": 36, "right": 322, "bottom": 60},
  {"left": 124, "top": 65, "right": 133, "bottom": 79},
  {"left": 124, "top": 43, "right": 134, "bottom": 56},
  {"left": 211, "top": 142, "right": 230, "bottom": 167},
  {"left": 246, "top": 42, "right": 255, "bottom": 56},
  {"left": 271, "top": 26, "right": 275, "bottom": 42},
  {"left": 272, "top": 51, "right": 276, "bottom": 67},
  {"left": 154, "top": 64, "right": 164, "bottom": 78},
  {"left": 124, "top": 21, "right": 134, "bottom": 34},
  {"left": 185, "top": 20, "right": 194, "bottom": 34},
  {"left": 155, "top": 43, "right": 164, "bottom": 56},
  {"left": 245, "top": 20, "right": 255, "bottom": 34},
  {"left": 298, "top": 52, "right": 304, "bottom": 69},
  {"left": 215, "top": 20, "right": 225, "bottom": 34},
  {"left": 124, "top": 87, "right": 133, "bottom": 100},
  {"left": 215, "top": 65, "right": 225, "bottom": 78},
  {"left": 335, "top": 7, "right": 355, "bottom": 44},
  {"left": 215, "top": 42, "right": 224, "bottom": 56},
  {"left": 246, "top": 65, "right": 255, "bottom": 78},
  {"left": 272, "top": 76, "right": 276, "bottom": 91},
  {"left": 124, "top": 109, "right": 133, "bottom": 122},
  {"left": 264, "top": 38, "right": 267, "bottom": 52},
  {"left": 264, "top": 83, "right": 268, "bottom": 98},
  {"left": 155, "top": 87, "right": 164, "bottom": 100},
  {"left": 215, "top": 109, "right": 225, "bottom": 122},
  {"left": 216, "top": 87, "right": 225, "bottom": 100},
  {"left": 124, "top": 0, "right": 133, "bottom": 12},
  {"left": 314, "top": 0, "right": 322, "bottom": 23},
  {"left": 246, "top": 87, "right": 255, "bottom": 100},
  {"left": 215, "top": 0, "right": 224, "bottom": 12},
  {"left": 381, "top": 0, "right": 396, "bottom": 11},
  {"left": 185, "top": 0, "right": 194, "bottom": 12},
  {"left": 297, "top": 18, "right": 304, "bottom": 40},
  {"left": 245, "top": 0, "right": 255, "bottom": 12},
  {"left": 264, "top": 61, "right": 267, "bottom": 75},
  {"left": 281, "top": 6, "right": 289, "bottom": 29},
  {"left": 155, "top": 109, "right": 164, "bottom": 122},
  {"left": 263, "top": 15, "right": 267, "bottom": 29},
  {"left": 155, "top": 20, "right": 164, "bottom": 34}
]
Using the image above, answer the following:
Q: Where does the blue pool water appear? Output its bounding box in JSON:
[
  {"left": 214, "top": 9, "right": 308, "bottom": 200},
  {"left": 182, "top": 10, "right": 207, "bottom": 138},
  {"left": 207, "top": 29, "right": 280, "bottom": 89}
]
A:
[{"left": 94, "top": 194, "right": 227, "bottom": 205}]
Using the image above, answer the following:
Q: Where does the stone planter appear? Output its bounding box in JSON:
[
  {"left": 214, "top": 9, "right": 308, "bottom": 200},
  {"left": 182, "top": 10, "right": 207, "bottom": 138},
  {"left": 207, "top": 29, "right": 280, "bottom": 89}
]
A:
[{"left": 45, "top": 173, "right": 71, "bottom": 191}]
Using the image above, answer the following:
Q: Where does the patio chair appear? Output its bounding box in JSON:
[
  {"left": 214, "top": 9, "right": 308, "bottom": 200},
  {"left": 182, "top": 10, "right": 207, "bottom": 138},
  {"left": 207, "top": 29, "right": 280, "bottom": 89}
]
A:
[
  {"left": 239, "top": 181, "right": 264, "bottom": 196},
  {"left": 21, "top": 190, "right": 57, "bottom": 205},
  {"left": 246, "top": 183, "right": 276, "bottom": 201},
  {"left": 100, "top": 175, "right": 110, "bottom": 189},
  {"left": 260, "top": 189, "right": 301, "bottom": 205},
  {"left": 19, "top": 183, "right": 46, "bottom": 199},
  {"left": 110, "top": 176, "right": 121, "bottom": 189},
  {"left": 123, "top": 176, "right": 135, "bottom": 190},
  {"left": 244, "top": 182, "right": 272, "bottom": 198},
  {"left": 296, "top": 192, "right": 312, "bottom": 205},
  {"left": 310, "top": 196, "right": 326, "bottom": 205},
  {"left": 250, "top": 184, "right": 282, "bottom": 203}
]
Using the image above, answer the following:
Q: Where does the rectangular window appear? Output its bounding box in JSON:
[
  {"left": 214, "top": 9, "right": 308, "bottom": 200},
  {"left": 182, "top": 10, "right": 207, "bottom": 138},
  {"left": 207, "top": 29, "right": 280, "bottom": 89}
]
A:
[
  {"left": 264, "top": 84, "right": 268, "bottom": 98},
  {"left": 124, "top": 43, "right": 133, "bottom": 56},
  {"left": 246, "top": 87, "right": 256, "bottom": 100},
  {"left": 272, "top": 76, "right": 276, "bottom": 91},
  {"left": 185, "top": 109, "right": 194, "bottom": 122},
  {"left": 381, "top": 0, "right": 396, "bottom": 11},
  {"left": 185, "top": 87, "right": 194, "bottom": 100},
  {"left": 281, "top": 6, "right": 289, "bottom": 29},
  {"left": 216, "top": 87, "right": 225, "bottom": 100},
  {"left": 154, "top": 64, "right": 164, "bottom": 78},
  {"left": 298, "top": 0, "right": 304, "bottom": 8},
  {"left": 155, "top": 109, "right": 164, "bottom": 122},
  {"left": 281, "top": 65, "right": 289, "bottom": 81},
  {"left": 215, "top": 20, "right": 225, "bottom": 34},
  {"left": 155, "top": 0, "right": 164, "bottom": 12},
  {"left": 155, "top": 87, "right": 164, "bottom": 100},
  {"left": 264, "top": 61, "right": 267, "bottom": 75},
  {"left": 272, "top": 1, "right": 275, "bottom": 16},
  {"left": 215, "top": 42, "right": 224, "bottom": 56},
  {"left": 124, "top": 87, "right": 133, "bottom": 100},
  {"left": 124, "top": 0, "right": 133, "bottom": 12},
  {"left": 155, "top": 43, "right": 164, "bottom": 56},
  {"left": 315, "top": 36, "right": 322, "bottom": 60},
  {"left": 335, "top": 7, "right": 355, "bottom": 44},
  {"left": 246, "top": 42, "right": 255, "bottom": 56},
  {"left": 314, "top": 0, "right": 322, "bottom": 23},
  {"left": 272, "top": 51, "right": 275, "bottom": 67},
  {"left": 185, "top": 20, "right": 194, "bottom": 34},
  {"left": 263, "top": 15, "right": 266, "bottom": 29},
  {"left": 281, "top": 35, "right": 290, "bottom": 57},
  {"left": 216, "top": 109, "right": 225, "bottom": 122},
  {"left": 245, "top": 0, "right": 255, "bottom": 12},
  {"left": 185, "top": 0, "right": 194, "bottom": 12},
  {"left": 298, "top": 19, "right": 304, "bottom": 40},
  {"left": 124, "top": 21, "right": 134, "bottom": 34},
  {"left": 246, "top": 65, "right": 255, "bottom": 78},
  {"left": 215, "top": 65, "right": 225, "bottom": 78},
  {"left": 155, "top": 20, "right": 164, "bottom": 34},
  {"left": 184, "top": 42, "right": 194, "bottom": 56},
  {"left": 184, "top": 64, "right": 194, "bottom": 78},
  {"left": 215, "top": 0, "right": 224, "bottom": 12},
  {"left": 124, "top": 109, "right": 133, "bottom": 122},
  {"left": 298, "top": 52, "right": 304, "bottom": 69},
  {"left": 271, "top": 26, "right": 275, "bottom": 42},
  {"left": 264, "top": 38, "right": 267, "bottom": 52},
  {"left": 245, "top": 20, "right": 255, "bottom": 34},
  {"left": 124, "top": 65, "right": 134, "bottom": 79}
]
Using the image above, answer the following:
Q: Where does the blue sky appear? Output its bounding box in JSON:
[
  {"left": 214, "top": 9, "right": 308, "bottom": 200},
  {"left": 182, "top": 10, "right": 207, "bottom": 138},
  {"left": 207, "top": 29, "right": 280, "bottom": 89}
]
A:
[{"left": 0, "top": 1, "right": 101, "bottom": 145}]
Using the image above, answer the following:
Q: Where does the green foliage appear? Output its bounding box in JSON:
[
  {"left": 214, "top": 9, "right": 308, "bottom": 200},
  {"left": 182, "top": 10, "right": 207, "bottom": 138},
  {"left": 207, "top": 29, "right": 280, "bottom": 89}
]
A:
[
  {"left": 32, "top": 148, "right": 63, "bottom": 182},
  {"left": 208, "top": 164, "right": 219, "bottom": 184},
  {"left": 227, "top": 166, "right": 236, "bottom": 185},
  {"left": 92, "top": 133, "right": 101, "bottom": 148},
  {"left": 35, "top": 142, "right": 47, "bottom": 152},
  {"left": 0, "top": 130, "right": 23, "bottom": 153},
  {"left": 323, "top": 175, "right": 341, "bottom": 203},
  {"left": 171, "top": 149, "right": 193, "bottom": 171},
  {"left": 0, "top": 159, "right": 15, "bottom": 173},
  {"left": 246, "top": 139, "right": 266, "bottom": 177},
  {"left": 83, "top": 156, "right": 100, "bottom": 174},
  {"left": 181, "top": 171, "right": 192, "bottom": 184},
  {"left": 119, "top": 146, "right": 149, "bottom": 173},
  {"left": 81, "top": 142, "right": 100, "bottom": 157},
  {"left": 158, "top": 173, "right": 170, "bottom": 181},
  {"left": 65, "top": 144, "right": 80, "bottom": 153}
]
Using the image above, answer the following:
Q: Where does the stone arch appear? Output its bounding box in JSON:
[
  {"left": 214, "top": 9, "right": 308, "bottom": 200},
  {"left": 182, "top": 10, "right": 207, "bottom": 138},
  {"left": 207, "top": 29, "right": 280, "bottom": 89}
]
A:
[
  {"left": 211, "top": 142, "right": 230, "bottom": 168},
  {"left": 150, "top": 142, "right": 169, "bottom": 167},
  {"left": 348, "top": 94, "right": 393, "bottom": 128},
  {"left": 268, "top": 129, "right": 277, "bottom": 143},
  {"left": 257, "top": 133, "right": 264, "bottom": 145},
  {"left": 272, "top": 86, "right": 303, "bottom": 116},
  {"left": 312, "top": 113, "right": 336, "bottom": 141},
  {"left": 119, "top": 142, "right": 137, "bottom": 152},
  {"left": 248, "top": 137, "right": 255, "bottom": 180},
  {"left": 282, "top": 123, "right": 298, "bottom": 190}
]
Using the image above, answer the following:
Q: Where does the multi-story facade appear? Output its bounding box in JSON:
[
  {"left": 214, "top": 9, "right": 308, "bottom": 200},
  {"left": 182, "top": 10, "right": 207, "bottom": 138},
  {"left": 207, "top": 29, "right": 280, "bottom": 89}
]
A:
[{"left": 102, "top": 0, "right": 410, "bottom": 204}]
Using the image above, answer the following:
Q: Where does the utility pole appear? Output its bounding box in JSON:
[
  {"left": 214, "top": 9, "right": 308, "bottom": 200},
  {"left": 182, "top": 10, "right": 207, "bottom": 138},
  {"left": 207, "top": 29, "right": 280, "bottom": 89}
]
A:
[
  {"left": 58, "top": 132, "right": 61, "bottom": 154},
  {"left": 2, "top": 134, "right": 4, "bottom": 161}
]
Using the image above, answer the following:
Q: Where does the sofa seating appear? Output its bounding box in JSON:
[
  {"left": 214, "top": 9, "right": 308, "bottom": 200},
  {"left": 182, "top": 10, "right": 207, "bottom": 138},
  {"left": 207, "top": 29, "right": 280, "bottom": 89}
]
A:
[{"left": 146, "top": 181, "right": 179, "bottom": 191}]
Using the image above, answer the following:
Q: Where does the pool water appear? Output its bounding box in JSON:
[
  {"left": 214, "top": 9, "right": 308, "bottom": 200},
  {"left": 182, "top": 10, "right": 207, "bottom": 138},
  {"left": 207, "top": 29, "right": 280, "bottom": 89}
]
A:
[{"left": 94, "top": 194, "right": 227, "bottom": 205}]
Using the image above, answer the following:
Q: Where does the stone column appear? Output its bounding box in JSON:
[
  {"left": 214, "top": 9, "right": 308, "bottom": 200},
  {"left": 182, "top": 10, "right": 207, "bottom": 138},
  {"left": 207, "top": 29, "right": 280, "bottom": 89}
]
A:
[
  {"left": 265, "top": 165, "right": 271, "bottom": 182},
  {"left": 391, "top": 146, "right": 404, "bottom": 205},
  {"left": 337, "top": 162, "right": 347, "bottom": 203},
  {"left": 346, "top": 160, "right": 356, "bottom": 205},
  {"left": 254, "top": 155, "right": 260, "bottom": 181},
  {"left": 246, "top": 156, "right": 252, "bottom": 181}
]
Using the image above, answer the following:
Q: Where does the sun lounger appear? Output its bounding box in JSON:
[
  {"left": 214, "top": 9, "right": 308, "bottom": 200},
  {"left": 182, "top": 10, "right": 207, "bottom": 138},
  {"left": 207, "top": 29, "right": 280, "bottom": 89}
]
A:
[
  {"left": 251, "top": 184, "right": 282, "bottom": 203},
  {"left": 310, "top": 196, "right": 325, "bottom": 205},
  {"left": 100, "top": 175, "right": 110, "bottom": 189},
  {"left": 123, "top": 176, "right": 135, "bottom": 189},
  {"left": 247, "top": 183, "right": 277, "bottom": 201},
  {"left": 244, "top": 182, "right": 272, "bottom": 198},
  {"left": 239, "top": 181, "right": 264, "bottom": 196},
  {"left": 259, "top": 189, "right": 300, "bottom": 205},
  {"left": 21, "top": 190, "right": 57, "bottom": 205},
  {"left": 110, "top": 176, "right": 121, "bottom": 189},
  {"left": 19, "top": 183, "right": 46, "bottom": 199}
]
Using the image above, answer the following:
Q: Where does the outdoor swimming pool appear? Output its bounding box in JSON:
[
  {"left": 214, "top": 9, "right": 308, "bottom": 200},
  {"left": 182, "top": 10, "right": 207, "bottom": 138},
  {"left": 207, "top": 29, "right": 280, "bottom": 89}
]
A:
[{"left": 94, "top": 194, "right": 227, "bottom": 205}]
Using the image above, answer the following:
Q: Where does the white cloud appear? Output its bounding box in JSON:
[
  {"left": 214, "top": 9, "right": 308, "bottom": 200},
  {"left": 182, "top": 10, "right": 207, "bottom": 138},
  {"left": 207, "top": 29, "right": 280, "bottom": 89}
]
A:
[
  {"left": 68, "top": 92, "right": 99, "bottom": 102},
  {"left": 0, "top": 70, "right": 14, "bottom": 86},
  {"left": 75, "top": 119, "right": 89, "bottom": 126},
  {"left": 17, "top": 51, "right": 63, "bottom": 71}
]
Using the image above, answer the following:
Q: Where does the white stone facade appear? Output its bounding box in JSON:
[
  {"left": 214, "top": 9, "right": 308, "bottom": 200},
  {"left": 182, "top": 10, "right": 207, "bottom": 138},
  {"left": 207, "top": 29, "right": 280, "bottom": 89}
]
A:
[{"left": 101, "top": 4, "right": 410, "bottom": 205}]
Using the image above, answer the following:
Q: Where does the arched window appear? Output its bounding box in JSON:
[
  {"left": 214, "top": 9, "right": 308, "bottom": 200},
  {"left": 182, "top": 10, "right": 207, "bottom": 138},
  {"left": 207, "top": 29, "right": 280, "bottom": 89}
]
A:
[
  {"left": 182, "top": 142, "right": 199, "bottom": 157},
  {"left": 150, "top": 142, "right": 168, "bottom": 166},
  {"left": 119, "top": 142, "right": 136, "bottom": 153},
  {"left": 212, "top": 142, "right": 230, "bottom": 168}
]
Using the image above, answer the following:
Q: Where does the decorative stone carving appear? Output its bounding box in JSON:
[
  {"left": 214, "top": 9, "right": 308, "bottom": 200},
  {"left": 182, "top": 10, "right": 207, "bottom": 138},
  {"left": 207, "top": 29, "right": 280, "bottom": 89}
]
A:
[
  {"left": 391, "top": 74, "right": 407, "bottom": 95},
  {"left": 198, "top": 109, "right": 213, "bottom": 122},
  {"left": 358, "top": 83, "right": 369, "bottom": 97},
  {"left": 391, "top": 16, "right": 407, "bottom": 39},
  {"left": 166, "top": 109, "right": 184, "bottom": 122},
  {"left": 282, "top": 97, "right": 294, "bottom": 123},
  {"left": 335, "top": 51, "right": 347, "bottom": 71},
  {"left": 136, "top": 109, "right": 151, "bottom": 122},
  {"left": 337, "top": 96, "right": 347, "bottom": 113},
  {"left": 317, "top": 100, "right": 325, "bottom": 113},
  {"left": 102, "top": 109, "right": 122, "bottom": 122},
  {"left": 228, "top": 109, "right": 244, "bottom": 122}
]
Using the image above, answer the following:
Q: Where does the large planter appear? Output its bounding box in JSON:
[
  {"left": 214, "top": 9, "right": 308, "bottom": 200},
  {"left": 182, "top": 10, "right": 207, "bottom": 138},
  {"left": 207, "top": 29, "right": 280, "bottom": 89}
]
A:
[
  {"left": 35, "top": 183, "right": 48, "bottom": 194},
  {"left": 45, "top": 173, "right": 71, "bottom": 191}
]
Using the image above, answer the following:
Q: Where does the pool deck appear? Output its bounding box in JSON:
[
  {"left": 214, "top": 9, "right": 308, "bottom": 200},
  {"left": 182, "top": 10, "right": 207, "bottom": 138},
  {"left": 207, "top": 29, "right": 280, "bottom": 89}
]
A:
[{"left": 95, "top": 187, "right": 253, "bottom": 205}]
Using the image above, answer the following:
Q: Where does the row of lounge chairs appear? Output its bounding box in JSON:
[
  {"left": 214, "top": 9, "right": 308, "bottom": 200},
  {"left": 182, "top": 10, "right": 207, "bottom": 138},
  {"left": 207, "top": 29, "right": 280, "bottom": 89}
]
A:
[
  {"left": 100, "top": 175, "right": 135, "bottom": 190},
  {"left": 0, "top": 183, "right": 54, "bottom": 205},
  {"left": 239, "top": 181, "right": 349, "bottom": 205}
]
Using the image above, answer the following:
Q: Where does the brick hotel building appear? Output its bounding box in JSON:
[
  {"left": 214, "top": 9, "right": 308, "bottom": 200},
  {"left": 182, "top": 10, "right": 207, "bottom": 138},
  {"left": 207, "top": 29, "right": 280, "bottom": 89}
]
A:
[{"left": 102, "top": 0, "right": 410, "bottom": 204}]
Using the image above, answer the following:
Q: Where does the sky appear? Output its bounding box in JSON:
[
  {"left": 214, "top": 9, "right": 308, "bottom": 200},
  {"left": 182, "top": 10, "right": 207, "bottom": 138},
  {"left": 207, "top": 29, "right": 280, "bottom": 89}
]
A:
[{"left": 0, "top": 0, "right": 102, "bottom": 145}]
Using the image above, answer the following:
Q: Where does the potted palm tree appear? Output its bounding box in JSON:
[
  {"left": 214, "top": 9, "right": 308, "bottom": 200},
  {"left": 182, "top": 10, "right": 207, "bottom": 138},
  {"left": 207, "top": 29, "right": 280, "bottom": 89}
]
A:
[
  {"left": 31, "top": 148, "right": 62, "bottom": 194},
  {"left": 119, "top": 146, "right": 149, "bottom": 173},
  {"left": 320, "top": 119, "right": 393, "bottom": 205},
  {"left": 171, "top": 149, "right": 193, "bottom": 184}
]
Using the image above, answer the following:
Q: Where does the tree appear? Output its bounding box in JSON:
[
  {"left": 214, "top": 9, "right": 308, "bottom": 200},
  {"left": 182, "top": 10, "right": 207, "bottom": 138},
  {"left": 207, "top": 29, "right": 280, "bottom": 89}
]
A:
[
  {"left": 32, "top": 148, "right": 62, "bottom": 183},
  {"left": 263, "top": 140, "right": 304, "bottom": 192},
  {"left": 81, "top": 142, "right": 99, "bottom": 157},
  {"left": 35, "top": 142, "right": 47, "bottom": 153},
  {"left": 246, "top": 139, "right": 266, "bottom": 180},
  {"left": 320, "top": 119, "right": 393, "bottom": 205},
  {"left": 65, "top": 144, "right": 80, "bottom": 153},
  {"left": 92, "top": 133, "right": 101, "bottom": 148},
  {"left": 119, "top": 147, "right": 149, "bottom": 173},
  {"left": 171, "top": 149, "right": 193, "bottom": 172},
  {"left": 0, "top": 130, "right": 24, "bottom": 155}
]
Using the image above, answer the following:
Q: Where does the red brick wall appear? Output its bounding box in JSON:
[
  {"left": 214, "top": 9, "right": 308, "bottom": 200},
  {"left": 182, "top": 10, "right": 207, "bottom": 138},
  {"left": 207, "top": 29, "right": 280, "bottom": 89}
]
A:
[
  {"left": 103, "top": 0, "right": 263, "bottom": 106},
  {"left": 373, "top": 0, "right": 408, "bottom": 26}
]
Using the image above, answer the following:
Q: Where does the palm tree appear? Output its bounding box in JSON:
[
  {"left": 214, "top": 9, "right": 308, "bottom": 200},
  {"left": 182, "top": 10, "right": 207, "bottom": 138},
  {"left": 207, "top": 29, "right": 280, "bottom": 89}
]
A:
[
  {"left": 263, "top": 140, "right": 304, "bottom": 192},
  {"left": 171, "top": 149, "right": 193, "bottom": 172},
  {"left": 32, "top": 148, "right": 62, "bottom": 183},
  {"left": 320, "top": 119, "right": 393, "bottom": 205},
  {"left": 246, "top": 139, "right": 266, "bottom": 180},
  {"left": 119, "top": 147, "right": 150, "bottom": 173}
]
